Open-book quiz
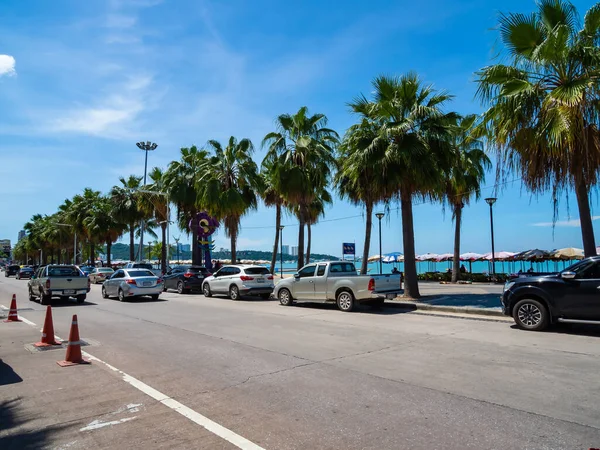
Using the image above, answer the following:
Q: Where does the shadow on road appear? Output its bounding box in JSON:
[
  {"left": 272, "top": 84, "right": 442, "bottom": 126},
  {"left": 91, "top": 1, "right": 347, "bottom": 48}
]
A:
[
  {"left": 0, "top": 359, "right": 23, "bottom": 386},
  {"left": 510, "top": 323, "right": 600, "bottom": 338},
  {"left": 0, "top": 398, "right": 69, "bottom": 450},
  {"left": 293, "top": 302, "right": 416, "bottom": 315},
  {"left": 47, "top": 299, "right": 98, "bottom": 307}
]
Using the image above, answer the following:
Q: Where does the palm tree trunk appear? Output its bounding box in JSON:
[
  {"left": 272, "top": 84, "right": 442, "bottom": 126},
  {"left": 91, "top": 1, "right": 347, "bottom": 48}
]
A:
[
  {"left": 297, "top": 207, "right": 305, "bottom": 271},
  {"left": 269, "top": 203, "right": 281, "bottom": 274},
  {"left": 231, "top": 230, "right": 237, "bottom": 264},
  {"left": 361, "top": 202, "right": 373, "bottom": 275},
  {"left": 575, "top": 176, "right": 597, "bottom": 257},
  {"left": 305, "top": 222, "right": 311, "bottom": 265},
  {"left": 451, "top": 205, "right": 462, "bottom": 283},
  {"left": 400, "top": 189, "right": 420, "bottom": 299},
  {"left": 106, "top": 241, "right": 112, "bottom": 266},
  {"left": 161, "top": 224, "right": 167, "bottom": 274},
  {"left": 129, "top": 224, "right": 135, "bottom": 261},
  {"left": 90, "top": 243, "right": 95, "bottom": 265}
]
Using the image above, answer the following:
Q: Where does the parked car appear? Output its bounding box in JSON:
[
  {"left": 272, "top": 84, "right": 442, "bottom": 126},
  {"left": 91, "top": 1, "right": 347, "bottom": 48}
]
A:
[
  {"left": 89, "top": 267, "right": 115, "bottom": 284},
  {"left": 28, "top": 265, "right": 90, "bottom": 304},
  {"left": 79, "top": 265, "right": 95, "bottom": 276},
  {"left": 502, "top": 256, "right": 600, "bottom": 331},
  {"left": 202, "top": 265, "right": 275, "bottom": 300},
  {"left": 5, "top": 264, "right": 20, "bottom": 277},
  {"left": 274, "top": 261, "right": 403, "bottom": 312},
  {"left": 163, "top": 265, "right": 211, "bottom": 294},
  {"left": 102, "top": 268, "right": 164, "bottom": 301},
  {"left": 16, "top": 267, "right": 34, "bottom": 280}
]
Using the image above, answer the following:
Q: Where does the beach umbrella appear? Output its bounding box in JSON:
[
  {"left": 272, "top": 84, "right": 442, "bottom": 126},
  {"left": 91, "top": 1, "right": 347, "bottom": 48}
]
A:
[
  {"left": 552, "top": 247, "right": 584, "bottom": 260},
  {"left": 382, "top": 252, "right": 404, "bottom": 263},
  {"left": 435, "top": 253, "right": 454, "bottom": 262},
  {"left": 460, "top": 252, "right": 483, "bottom": 261},
  {"left": 367, "top": 254, "right": 382, "bottom": 262},
  {"left": 416, "top": 253, "right": 439, "bottom": 261},
  {"left": 482, "top": 251, "right": 517, "bottom": 261},
  {"left": 514, "top": 249, "right": 550, "bottom": 261}
]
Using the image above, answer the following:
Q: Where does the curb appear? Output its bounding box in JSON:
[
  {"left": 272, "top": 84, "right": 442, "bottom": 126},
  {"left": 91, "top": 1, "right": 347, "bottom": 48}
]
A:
[{"left": 386, "top": 301, "right": 504, "bottom": 317}]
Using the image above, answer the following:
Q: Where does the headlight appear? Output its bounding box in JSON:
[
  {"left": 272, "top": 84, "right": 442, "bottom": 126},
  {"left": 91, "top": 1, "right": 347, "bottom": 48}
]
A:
[{"left": 504, "top": 281, "right": 515, "bottom": 292}]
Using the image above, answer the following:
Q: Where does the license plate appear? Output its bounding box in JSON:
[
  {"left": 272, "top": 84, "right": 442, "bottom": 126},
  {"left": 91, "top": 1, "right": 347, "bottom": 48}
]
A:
[
  {"left": 63, "top": 290, "right": 75, "bottom": 294},
  {"left": 386, "top": 293, "right": 396, "bottom": 299},
  {"left": 256, "top": 278, "right": 265, "bottom": 283},
  {"left": 143, "top": 281, "right": 152, "bottom": 287}
]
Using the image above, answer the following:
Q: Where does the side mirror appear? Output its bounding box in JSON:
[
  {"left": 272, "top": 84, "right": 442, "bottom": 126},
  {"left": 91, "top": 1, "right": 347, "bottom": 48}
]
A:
[
  {"left": 293, "top": 273, "right": 300, "bottom": 279},
  {"left": 561, "top": 271, "right": 576, "bottom": 280},
  {"left": 31, "top": 275, "right": 36, "bottom": 280}
]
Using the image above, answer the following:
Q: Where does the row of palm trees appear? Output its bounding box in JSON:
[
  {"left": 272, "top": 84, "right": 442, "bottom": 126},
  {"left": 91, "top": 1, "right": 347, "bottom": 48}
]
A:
[{"left": 14, "top": 1, "right": 600, "bottom": 300}]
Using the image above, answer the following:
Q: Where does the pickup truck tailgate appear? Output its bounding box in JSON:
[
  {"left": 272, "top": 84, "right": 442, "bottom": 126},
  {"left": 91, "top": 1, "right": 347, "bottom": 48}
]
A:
[{"left": 371, "top": 274, "right": 402, "bottom": 293}]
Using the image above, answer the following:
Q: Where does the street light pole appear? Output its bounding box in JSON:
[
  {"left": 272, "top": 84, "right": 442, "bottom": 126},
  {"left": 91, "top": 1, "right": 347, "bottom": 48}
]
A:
[
  {"left": 376, "top": 212, "right": 384, "bottom": 274},
  {"left": 136, "top": 141, "right": 158, "bottom": 261},
  {"left": 279, "top": 225, "right": 284, "bottom": 277},
  {"left": 485, "top": 198, "right": 497, "bottom": 280}
]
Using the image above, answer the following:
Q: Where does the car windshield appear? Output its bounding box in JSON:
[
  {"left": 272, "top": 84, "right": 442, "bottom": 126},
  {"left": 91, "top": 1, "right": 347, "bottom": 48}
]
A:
[
  {"left": 245, "top": 267, "right": 270, "bottom": 275},
  {"left": 48, "top": 267, "right": 81, "bottom": 277},
  {"left": 187, "top": 267, "right": 209, "bottom": 274},
  {"left": 127, "top": 270, "right": 155, "bottom": 278},
  {"left": 98, "top": 268, "right": 114, "bottom": 272}
]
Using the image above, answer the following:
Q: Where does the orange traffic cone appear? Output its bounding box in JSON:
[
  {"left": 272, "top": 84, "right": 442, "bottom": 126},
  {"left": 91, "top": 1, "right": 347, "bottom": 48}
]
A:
[
  {"left": 57, "top": 314, "right": 90, "bottom": 367},
  {"left": 4, "top": 295, "right": 21, "bottom": 322},
  {"left": 34, "top": 306, "right": 61, "bottom": 347}
]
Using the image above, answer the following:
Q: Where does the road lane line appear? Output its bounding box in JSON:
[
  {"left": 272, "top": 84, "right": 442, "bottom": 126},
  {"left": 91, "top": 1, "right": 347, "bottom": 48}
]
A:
[
  {"left": 0, "top": 305, "right": 37, "bottom": 326},
  {"left": 2, "top": 304, "right": 265, "bottom": 450}
]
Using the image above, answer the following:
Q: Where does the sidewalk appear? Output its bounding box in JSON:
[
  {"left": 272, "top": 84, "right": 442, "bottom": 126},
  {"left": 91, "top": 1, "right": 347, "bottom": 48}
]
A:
[{"left": 0, "top": 320, "right": 233, "bottom": 449}]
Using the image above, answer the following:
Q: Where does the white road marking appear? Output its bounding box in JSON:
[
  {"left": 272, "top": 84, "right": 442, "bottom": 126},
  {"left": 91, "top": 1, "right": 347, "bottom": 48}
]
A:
[
  {"left": 0, "top": 305, "right": 37, "bottom": 326},
  {"left": 80, "top": 417, "right": 137, "bottom": 432},
  {"left": 3, "top": 304, "right": 266, "bottom": 450}
]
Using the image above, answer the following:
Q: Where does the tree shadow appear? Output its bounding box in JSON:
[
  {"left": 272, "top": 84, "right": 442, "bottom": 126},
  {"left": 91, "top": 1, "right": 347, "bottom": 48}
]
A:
[
  {"left": 0, "top": 398, "right": 69, "bottom": 449},
  {"left": 292, "top": 302, "right": 416, "bottom": 315},
  {"left": 510, "top": 323, "right": 600, "bottom": 338},
  {"left": 0, "top": 359, "right": 22, "bottom": 386}
]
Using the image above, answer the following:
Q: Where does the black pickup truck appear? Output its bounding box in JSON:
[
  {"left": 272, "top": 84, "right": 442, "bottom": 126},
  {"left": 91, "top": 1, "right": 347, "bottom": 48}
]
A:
[{"left": 502, "top": 256, "right": 600, "bottom": 331}]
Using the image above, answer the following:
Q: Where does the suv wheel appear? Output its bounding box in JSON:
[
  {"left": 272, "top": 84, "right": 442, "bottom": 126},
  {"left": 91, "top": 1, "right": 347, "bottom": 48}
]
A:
[
  {"left": 229, "top": 285, "right": 240, "bottom": 301},
  {"left": 177, "top": 281, "right": 189, "bottom": 294},
  {"left": 336, "top": 290, "right": 355, "bottom": 312},
  {"left": 40, "top": 290, "right": 50, "bottom": 305},
  {"left": 513, "top": 299, "right": 549, "bottom": 331},
  {"left": 118, "top": 289, "right": 125, "bottom": 302},
  {"left": 203, "top": 283, "right": 212, "bottom": 297},
  {"left": 28, "top": 288, "right": 36, "bottom": 302},
  {"left": 102, "top": 286, "right": 109, "bottom": 299},
  {"left": 278, "top": 288, "right": 293, "bottom": 306}
]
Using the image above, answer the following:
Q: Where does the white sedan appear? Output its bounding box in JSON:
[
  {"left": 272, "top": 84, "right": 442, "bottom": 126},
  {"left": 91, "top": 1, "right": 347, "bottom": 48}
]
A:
[{"left": 89, "top": 267, "right": 115, "bottom": 284}]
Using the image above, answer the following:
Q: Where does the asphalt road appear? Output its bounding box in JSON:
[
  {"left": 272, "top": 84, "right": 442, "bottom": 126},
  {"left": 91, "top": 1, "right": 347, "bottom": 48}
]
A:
[{"left": 1, "top": 274, "right": 600, "bottom": 449}]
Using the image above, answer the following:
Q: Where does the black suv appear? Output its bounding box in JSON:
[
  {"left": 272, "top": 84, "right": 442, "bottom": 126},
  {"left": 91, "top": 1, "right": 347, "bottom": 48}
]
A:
[
  {"left": 163, "top": 265, "right": 211, "bottom": 294},
  {"left": 502, "top": 256, "right": 600, "bottom": 331},
  {"left": 5, "top": 264, "right": 20, "bottom": 277}
]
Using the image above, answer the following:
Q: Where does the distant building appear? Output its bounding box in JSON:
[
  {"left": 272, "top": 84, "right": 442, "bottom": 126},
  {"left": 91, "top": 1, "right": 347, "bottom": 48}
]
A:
[
  {"left": 18, "top": 230, "right": 26, "bottom": 241},
  {"left": 180, "top": 244, "right": 191, "bottom": 252},
  {"left": 0, "top": 239, "right": 11, "bottom": 258},
  {"left": 291, "top": 246, "right": 298, "bottom": 257},
  {"left": 282, "top": 245, "right": 290, "bottom": 255}
]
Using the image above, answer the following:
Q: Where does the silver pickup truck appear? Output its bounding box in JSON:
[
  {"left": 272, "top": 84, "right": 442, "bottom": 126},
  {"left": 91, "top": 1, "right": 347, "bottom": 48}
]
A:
[
  {"left": 274, "top": 261, "right": 402, "bottom": 312},
  {"left": 28, "top": 265, "right": 90, "bottom": 304}
]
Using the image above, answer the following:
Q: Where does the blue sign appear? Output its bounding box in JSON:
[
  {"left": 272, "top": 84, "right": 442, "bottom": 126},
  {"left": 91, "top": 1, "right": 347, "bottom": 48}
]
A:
[{"left": 342, "top": 243, "right": 355, "bottom": 255}]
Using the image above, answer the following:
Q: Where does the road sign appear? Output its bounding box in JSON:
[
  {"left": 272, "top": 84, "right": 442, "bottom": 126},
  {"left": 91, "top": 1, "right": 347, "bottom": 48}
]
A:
[{"left": 342, "top": 243, "right": 355, "bottom": 256}]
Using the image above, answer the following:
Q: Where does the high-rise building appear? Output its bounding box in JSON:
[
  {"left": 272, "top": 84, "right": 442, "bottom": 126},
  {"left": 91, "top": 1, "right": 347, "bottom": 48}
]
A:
[
  {"left": 180, "top": 244, "right": 191, "bottom": 252},
  {"left": 0, "top": 239, "right": 11, "bottom": 258},
  {"left": 291, "top": 246, "right": 298, "bottom": 257},
  {"left": 18, "top": 230, "right": 26, "bottom": 241},
  {"left": 282, "top": 245, "right": 290, "bottom": 255}
]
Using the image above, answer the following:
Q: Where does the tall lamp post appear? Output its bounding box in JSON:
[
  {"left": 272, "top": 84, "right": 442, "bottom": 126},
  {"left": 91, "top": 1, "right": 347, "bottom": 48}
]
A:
[
  {"left": 485, "top": 198, "right": 497, "bottom": 280},
  {"left": 136, "top": 141, "right": 158, "bottom": 261},
  {"left": 279, "top": 225, "right": 284, "bottom": 278},
  {"left": 376, "top": 212, "right": 385, "bottom": 274}
]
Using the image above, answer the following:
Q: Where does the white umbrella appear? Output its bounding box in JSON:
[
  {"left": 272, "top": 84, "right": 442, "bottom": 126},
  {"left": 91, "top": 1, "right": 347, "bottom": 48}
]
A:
[
  {"left": 460, "top": 252, "right": 484, "bottom": 261},
  {"left": 552, "top": 247, "right": 584, "bottom": 260},
  {"left": 416, "top": 253, "right": 439, "bottom": 261},
  {"left": 367, "top": 254, "right": 382, "bottom": 262},
  {"left": 435, "top": 253, "right": 454, "bottom": 262},
  {"left": 483, "top": 251, "right": 517, "bottom": 261}
]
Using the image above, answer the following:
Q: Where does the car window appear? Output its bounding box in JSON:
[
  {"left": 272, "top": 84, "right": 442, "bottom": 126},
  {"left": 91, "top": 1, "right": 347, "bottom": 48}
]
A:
[
  {"left": 231, "top": 267, "right": 241, "bottom": 275},
  {"left": 329, "top": 263, "right": 355, "bottom": 273},
  {"left": 99, "top": 268, "right": 114, "bottom": 273},
  {"left": 574, "top": 261, "right": 600, "bottom": 279},
  {"left": 126, "top": 270, "right": 155, "bottom": 277},
  {"left": 317, "top": 265, "right": 326, "bottom": 276},
  {"left": 245, "top": 267, "right": 270, "bottom": 275},
  {"left": 48, "top": 267, "right": 81, "bottom": 277},
  {"left": 187, "top": 267, "right": 207, "bottom": 274},
  {"left": 133, "top": 263, "right": 153, "bottom": 270},
  {"left": 112, "top": 270, "right": 124, "bottom": 279},
  {"left": 217, "top": 268, "right": 230, "bottom": 277},
  {"left": 298, "top": 265, "right": 316, "bottom": 278}
]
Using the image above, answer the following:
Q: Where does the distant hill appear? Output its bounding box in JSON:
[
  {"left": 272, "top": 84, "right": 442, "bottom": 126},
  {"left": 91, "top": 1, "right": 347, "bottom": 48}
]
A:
[{"left": 104, "top": 243, "right": 338, "bottom": 262}]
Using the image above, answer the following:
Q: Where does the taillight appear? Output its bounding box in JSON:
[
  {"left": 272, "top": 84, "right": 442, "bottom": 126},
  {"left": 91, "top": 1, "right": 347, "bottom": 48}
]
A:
[
  {"left": 157, "top": 278, "right": 163, "bottom": 284},
  {"left": 368, "top": 278, "right": 375, "bottom": 291},
  {"left": 46, "top": 279, "right": 51, "bottom": 289},
  {"left": 267, "top": 275, "right": 274, "bottom": 280},
  {"left": 240, "top": 275, "right": 254, "bottom": 281},
  {"left": 126, "top": 279, "right": 137, "bottom": 285},
  {"left": 183, "top": 272, "right": 194, "bottom": 278}
]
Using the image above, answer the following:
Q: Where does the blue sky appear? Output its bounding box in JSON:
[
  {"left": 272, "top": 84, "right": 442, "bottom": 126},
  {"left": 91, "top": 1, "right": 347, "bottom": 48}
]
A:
[{"left": 1, "top": 0, "right": 598, "bottom": 257}]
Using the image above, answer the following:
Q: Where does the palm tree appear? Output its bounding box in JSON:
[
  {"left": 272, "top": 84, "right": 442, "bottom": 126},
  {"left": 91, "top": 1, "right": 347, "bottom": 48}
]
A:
[
  {"left": 67, "top": 188, "right": 103, "bottom": 264},
  {"left": 260, "top": 158, "right": 286, "bottom": 274},
  {"left": 164, "top": 146, "right": 210, "bottom": 266},
  {"left": 445, "top": 115, "right": 491, "bottom": 282},
  {"left": 263, "top": 106, "right": 339, "bottom": 270},
  {"left": 110, "top": 175, "right": 144, "bottom": 261},
  {"left": 139, "top": 167, "right": 170, "bottom": 273},
  {"left": 200, "top": 137, "right": 260, "bottom": 264},
  {"left": 83, "top": 196, "right": 126, "bottom": 266},
  {"left": 335, "top": 118, "right": 390, "bottom": 274},
  {"left": 476, "top": 0, "right": 600, "bottom": 257},
  {"left": 304, "top": 190, "right": 331, "bottom": 265},
  {"left": 350, "top": 74, "right": 457, "bottom": 298}
]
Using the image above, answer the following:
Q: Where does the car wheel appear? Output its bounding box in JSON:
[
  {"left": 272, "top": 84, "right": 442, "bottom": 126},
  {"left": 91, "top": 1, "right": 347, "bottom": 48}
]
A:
[
  {"left": 336, "top": 290, "right": 355, "bottom": 312},
  {"left": 40, "top": 289, "right": 50, "bottom": 305},
  {"left": 102, "top": 286, "right": 109, "bottom": 299},
  {"left": 151, "top": 294, "right": 159, "bottom": 300},
  {"left": 76, "top": 295, "right": 86, "bottom": 304},
  {"left": 118, "top": 289, "right": 125, "bottom": 302},
  {"left": 177, "top": 281, "right": 186, "bottom": 294},
  {"left": 229, "top": 285, "right": 240, "bottom": 300},
  {"left": 28, "top": 288, "right": 36, "bottom": 302},
  {"left": 203, "top": 283, "right": 212, "bottom": 297},
  {"left": 278, "top": 288, "right": 293, "bottom": 306},
  {"left": 513, "top": 298, "right": 549, "bottom": 331}
]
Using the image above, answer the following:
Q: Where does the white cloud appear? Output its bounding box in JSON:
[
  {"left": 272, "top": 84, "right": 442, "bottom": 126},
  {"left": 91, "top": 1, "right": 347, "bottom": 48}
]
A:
[
  {"left": 532, "top": 216, "right": 600, "bottom": 227},
  {"left": 106, "top": 14, "right": 137, "bottom": 28},
  {"left": 0, "top": 54, "right": 16, "bottom": 76}
]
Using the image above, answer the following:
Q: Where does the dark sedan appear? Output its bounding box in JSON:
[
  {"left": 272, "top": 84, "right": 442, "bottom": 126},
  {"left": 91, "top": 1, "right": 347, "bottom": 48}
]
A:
[
  {"left": 16, "top": 267, "right": 34, "bottom": 280},
  {"left": 163, "top": 265, "right": 211, "bottom": 294}
]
